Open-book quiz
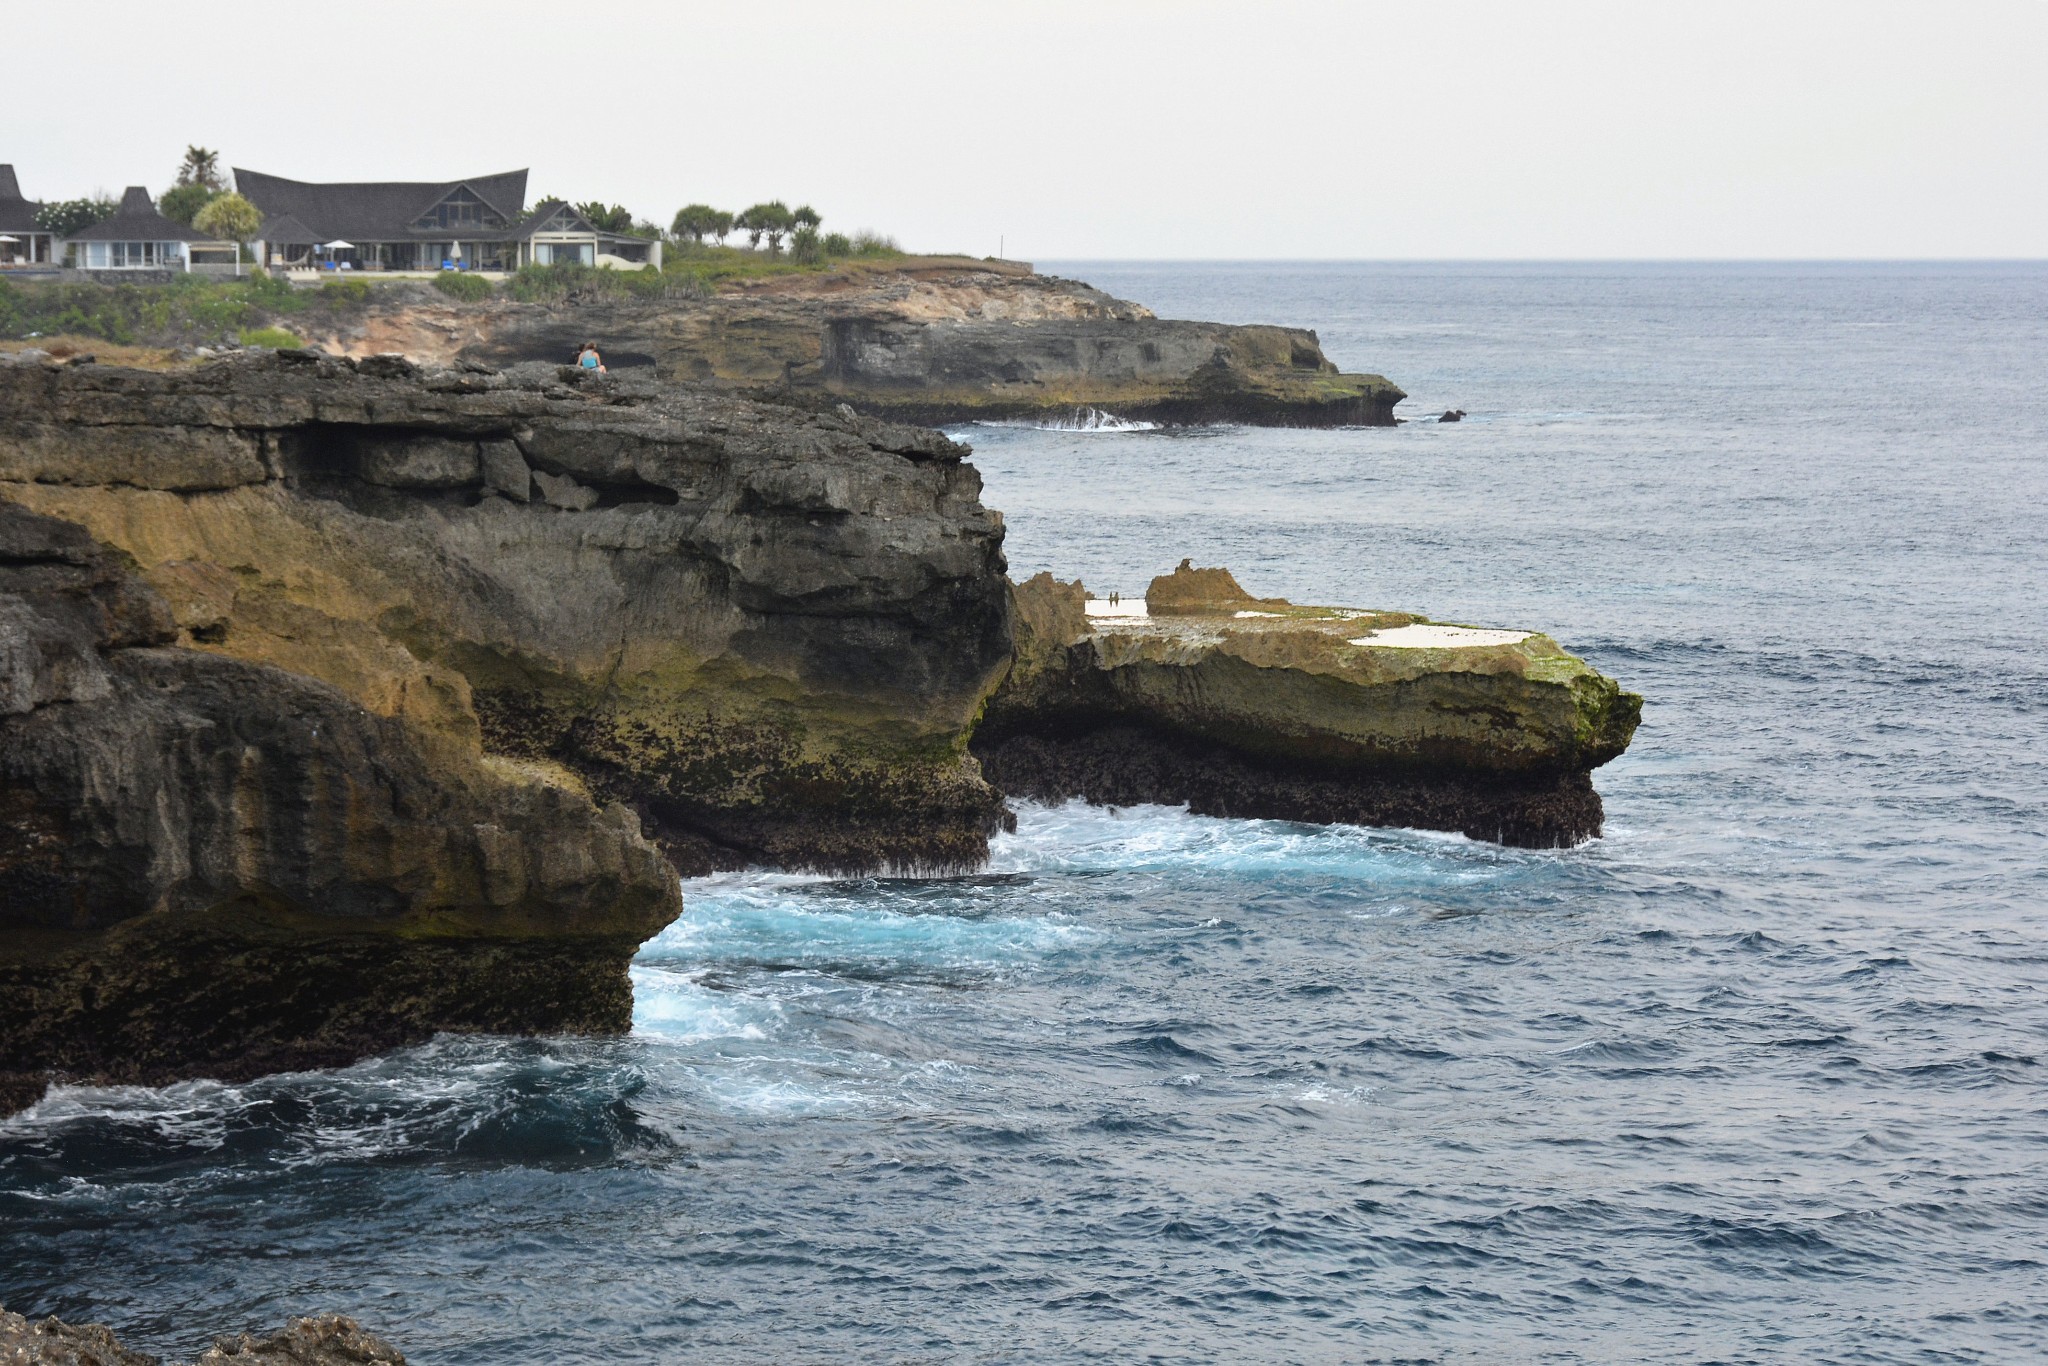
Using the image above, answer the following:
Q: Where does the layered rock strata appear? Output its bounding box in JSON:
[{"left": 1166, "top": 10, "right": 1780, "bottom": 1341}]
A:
[
  {"left": 0, "top": 351, "right": 1013, "bottom": 878},
  {"left": 974, "top": 566, "right": 1641, "bottom": 847},
  {"left": 315, "top": 262, "right": 1406, "bottom": 427},
  {"left": 0, "top": 501, "right": 680, "bottom": 1114}
]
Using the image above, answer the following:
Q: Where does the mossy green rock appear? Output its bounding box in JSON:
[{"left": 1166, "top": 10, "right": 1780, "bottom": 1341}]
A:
[{"left": 977, "top": 570, "right": 1642, "bottom": 846}]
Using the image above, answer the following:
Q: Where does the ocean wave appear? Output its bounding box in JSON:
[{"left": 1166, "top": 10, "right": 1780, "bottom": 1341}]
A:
[{"left": 975, "top": 407, "right": 1161, "bottom": 432}]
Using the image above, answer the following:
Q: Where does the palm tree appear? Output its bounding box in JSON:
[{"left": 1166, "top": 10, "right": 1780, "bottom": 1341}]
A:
[{"left": 176, "top": 146, "right": 225, "bottom": 192}]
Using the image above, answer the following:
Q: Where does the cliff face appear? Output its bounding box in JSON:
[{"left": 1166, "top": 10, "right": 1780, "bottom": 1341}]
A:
[
  {"left": 0, "top": 500, "right": 680, "bottom": 1114},
  {"left": 0, "top": 351, "right": 1014, "bottom": 879},
  {"left": 976, "top": 568, "right": 1642, "bottom": 847},
  {"left": 313, "top": 262, "right": 1405, "bottom": 427}
]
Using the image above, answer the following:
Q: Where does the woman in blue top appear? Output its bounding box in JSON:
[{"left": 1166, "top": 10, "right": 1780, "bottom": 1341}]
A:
[{"left": 575, "top": 342, "right": 606, "bottom": 375}]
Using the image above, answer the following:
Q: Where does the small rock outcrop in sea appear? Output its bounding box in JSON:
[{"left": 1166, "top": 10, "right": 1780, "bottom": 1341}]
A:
[
  {"left": 973, "top": 566, "right": 1642, "bottom": 847},
  {"left": 0, "top": 1306, "right": 403, "bottom": 1365},
  {"left": 1439, "top": 408, "right": 1465, "bottom": 422}
]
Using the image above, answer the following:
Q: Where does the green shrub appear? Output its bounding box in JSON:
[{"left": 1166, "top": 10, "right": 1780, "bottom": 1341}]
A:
[
  {"left": 789, "top": 227, "right": 824, "bottom": 265},
  {"left": 319, "top": 279, "right": 370, "bottom": 306},
  {"left": 433, "top": 272, "right": 495, "bottom": 302},
  {"left": 821, "top": 232, "right": 852, "bottom": 257},
  {"left": 852, "top": 231, "right": 900, "bottom": 257},
  {"left": 159, "top": 183, "right": 216, "bottom": 226},
  {"left": 0, "top": 274, "right": 339, "bottom": 348},
  {"left": 238, "top": 326, "right": 303, "bottom": 349},
  {"left": 506, "top": 261, "right": 695, "bottom": 304}
]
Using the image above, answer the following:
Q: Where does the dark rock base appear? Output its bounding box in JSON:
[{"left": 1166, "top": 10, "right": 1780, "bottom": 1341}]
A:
[
  {"left": 0, "top": 920, "right": 643, "bottom": 1116},
  {"left": 644, "top": 802, "right": 1015, "bottom": 880},
  {"left": 975, "top": 724, "right": 1606, "bottom": 848}
]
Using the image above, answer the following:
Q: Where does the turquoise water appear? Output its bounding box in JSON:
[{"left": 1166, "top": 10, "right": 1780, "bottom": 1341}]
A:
[{"left": 4, "top": 263, "right": 2046, "bottom": 1363}]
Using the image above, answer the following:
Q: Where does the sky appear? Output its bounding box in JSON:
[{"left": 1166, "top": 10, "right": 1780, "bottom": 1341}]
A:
[{"left": 10, "top": 0, "right": 2046, "bottom": 259}]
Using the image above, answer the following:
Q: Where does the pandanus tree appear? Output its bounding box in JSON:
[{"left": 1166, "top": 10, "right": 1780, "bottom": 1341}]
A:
[
  {"left": 736, "top": 201, "right": 795, "bottom": 253},
  {"left": 671, "top": 203, "right": 735, "bottom": 246}
]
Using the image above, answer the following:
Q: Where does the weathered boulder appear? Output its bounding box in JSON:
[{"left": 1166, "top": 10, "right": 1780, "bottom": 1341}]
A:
[
  {"left": 0, "top": 1305, "right": 159, "bottom": 1365},
  {"left": 0, "top": 1306, "right": 404, "bottom": 1366},
  {"left": 975, "top": 569, "right": 1642, "bottom": 847},
  {"left": 0, "top": 503, "right": 681, "bottom": 1113},
  {"left": 0, "top": 352, "right": 1013, "bottom": 879},
  {"left": 197, "top": 1315, "right": 404, "bottom": 1364},
  {"left": 1144, "top": 558, "right": 1291, "bottom": 616}
]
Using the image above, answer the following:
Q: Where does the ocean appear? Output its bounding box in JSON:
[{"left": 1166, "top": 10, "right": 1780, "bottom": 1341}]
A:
[{"left": 4, "top": 263, "right": 2045, "bottom": 1363}]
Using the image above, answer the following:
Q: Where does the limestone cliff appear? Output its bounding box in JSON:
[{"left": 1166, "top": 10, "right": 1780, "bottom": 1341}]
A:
[
  {"left": 975, "top": 567, "right": 1642, "bottom": 847},
  {"left": 0, "top": 350, "right": 1013, "bottom": 878},
  {"left": 310, "top": 261, "right": 1405, "bottom": 427},
  {"left": 0, "top": 501, "right": 680, "bottom": 1114}
]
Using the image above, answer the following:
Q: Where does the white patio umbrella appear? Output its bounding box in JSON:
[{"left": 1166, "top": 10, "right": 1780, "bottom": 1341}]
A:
[{"left": 0, "top": 235, "right": 19, "bottom": 242}]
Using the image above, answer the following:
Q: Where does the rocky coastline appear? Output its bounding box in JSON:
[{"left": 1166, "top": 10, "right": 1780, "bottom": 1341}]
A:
[
  {"left": 1, "top": 350, "right": 1635, "bottom": 1120},
  {"left": 304, "top": 260, "right": 1406, "bottom": 427}
]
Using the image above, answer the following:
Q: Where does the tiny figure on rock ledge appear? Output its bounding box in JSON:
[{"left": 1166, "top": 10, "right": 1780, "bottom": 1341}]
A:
[{"left": 576, "top": 341, "right": 606, "bottom": 375}]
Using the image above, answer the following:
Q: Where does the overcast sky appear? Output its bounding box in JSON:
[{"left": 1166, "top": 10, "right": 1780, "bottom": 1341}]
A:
[{"left": 11, "top": 0, "right": 2045, "bottom": 259}]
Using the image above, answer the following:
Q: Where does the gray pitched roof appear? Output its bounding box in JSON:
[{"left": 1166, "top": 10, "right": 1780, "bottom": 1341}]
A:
[
  {"left": 66, "top": 187, "right": 210, "bottom": 243},
  {"left": 508, "top": 199, "right": 595, "bottom": 239},
  {"left": 0, "top": 164, "right": 42, "bottom": 233},
  {"left": 234, "top": 167, "right": 529, "bottom": 241},
  {"left": 254, "top": 213, "right": 321, "bottom": 246}
]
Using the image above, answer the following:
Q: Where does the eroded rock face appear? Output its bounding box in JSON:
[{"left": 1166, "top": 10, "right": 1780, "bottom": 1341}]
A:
[
  {"left": 0, "top": 503, "right": 680, "bottom": 1112},
  {"left": 0, "top": 351, "right": 1013, "bottom": 878},
  {"left": 320, "top": 263, "right": 1406, "bottom": 427},
  {"left": 975, "top": 570, "right": 1642, "bottom": 847}
]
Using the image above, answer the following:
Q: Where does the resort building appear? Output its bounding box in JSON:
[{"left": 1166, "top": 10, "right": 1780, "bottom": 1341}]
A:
[
  {"left": 63, "top": 187, "right": 236, "bottom": 273},
  {"left": 235, "top": 168, "right": 661, "bottom": 274},
  {"left": 0, "top": 165, "right": 58, "bottom": 268}
]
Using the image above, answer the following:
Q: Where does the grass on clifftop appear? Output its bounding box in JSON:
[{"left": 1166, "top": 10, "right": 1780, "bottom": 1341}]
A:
[{"left": 0, "top": 274, "right": 369, "bottom": 348}]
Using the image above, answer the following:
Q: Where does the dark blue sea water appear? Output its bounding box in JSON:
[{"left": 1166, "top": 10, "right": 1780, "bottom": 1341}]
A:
[{"left": 5, "top": 263, "right": 2047, "bottom": 1364}]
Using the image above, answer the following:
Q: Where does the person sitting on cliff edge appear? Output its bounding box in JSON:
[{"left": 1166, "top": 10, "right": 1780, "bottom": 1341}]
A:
[{"left": 575, "top": 341, "right": 606, "bottom": 375}]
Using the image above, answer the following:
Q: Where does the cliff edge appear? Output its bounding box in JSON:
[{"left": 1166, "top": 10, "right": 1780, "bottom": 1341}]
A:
[{"left": 310, "top": 261, "right": 1405, "bottom": 428}]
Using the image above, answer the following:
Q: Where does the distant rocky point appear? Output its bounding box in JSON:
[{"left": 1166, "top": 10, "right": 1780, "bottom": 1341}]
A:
[{"left": 301, "top": 259, "right": 1408, "bottom": 427}]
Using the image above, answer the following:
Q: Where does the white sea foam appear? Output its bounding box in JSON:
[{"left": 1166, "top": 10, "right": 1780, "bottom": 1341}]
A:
[
  {"left": 986, "top": 799, "right": 1526, "bottom": 884},
  {"left": 979, "top": 406, "right": 1160, "bottom": 432}
]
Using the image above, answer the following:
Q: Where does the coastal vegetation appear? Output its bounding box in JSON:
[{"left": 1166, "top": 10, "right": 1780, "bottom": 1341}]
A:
[
  {"left": 432, "top": 271, "right": 495, "bottom": 302},
  {"left": 0, "top": 272, "right": 367, "bottom": 346}
]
